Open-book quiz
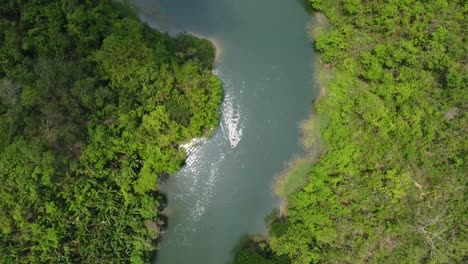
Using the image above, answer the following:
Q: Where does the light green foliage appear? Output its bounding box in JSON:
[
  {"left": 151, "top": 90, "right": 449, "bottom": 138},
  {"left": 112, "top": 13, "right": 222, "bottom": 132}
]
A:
[
  {"left": 0, "top": 0, "right": 221, "bottom": 262},
  {"left": 274, "top": 157, "right": 315, "bottom": 200},
  {"left": 264, "top": 0, "right": 467, "bottom": 263}
]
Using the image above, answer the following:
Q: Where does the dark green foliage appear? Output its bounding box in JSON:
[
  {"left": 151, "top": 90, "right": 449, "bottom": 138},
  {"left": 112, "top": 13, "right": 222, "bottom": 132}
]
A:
[
  {"left": 171, "top": 34, "right": 217, "bottom": 70},
  {"left": 233, "top": 238, "right": 291, "bottom": 264},
  {"left": 0, "top": 0, "right": 221, "bottom": 263},
  {"left": 266, "top": 0, "right": 467, "bottom": 263}
]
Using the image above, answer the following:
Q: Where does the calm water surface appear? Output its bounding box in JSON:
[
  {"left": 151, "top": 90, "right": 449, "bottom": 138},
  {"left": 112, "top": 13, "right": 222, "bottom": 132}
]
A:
[{"left": 134, "top": 0, "right": 317, "bottom": 263}]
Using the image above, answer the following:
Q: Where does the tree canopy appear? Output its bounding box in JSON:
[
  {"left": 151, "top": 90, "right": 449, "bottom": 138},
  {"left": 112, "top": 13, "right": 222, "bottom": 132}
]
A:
[
  {"left": 235, "top": 0, "right": 466, "bottom": 263},
  {"left": 0, "top": 0, "right": 221, "bottom": 263}
]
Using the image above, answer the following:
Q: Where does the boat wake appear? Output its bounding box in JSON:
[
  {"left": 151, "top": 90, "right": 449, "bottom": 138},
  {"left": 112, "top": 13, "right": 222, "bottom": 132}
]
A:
[{"left": 217, "top": 69, "right": 245, "bottom": 149}]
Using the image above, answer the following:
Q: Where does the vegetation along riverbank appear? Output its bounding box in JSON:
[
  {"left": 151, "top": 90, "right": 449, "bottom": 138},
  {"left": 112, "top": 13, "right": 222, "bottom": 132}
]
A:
[
  {"left": 234, "top": 0, "right": 466, "bottom": 263},
  {"left": 0, "top": 1, "right": 221, "bottom": 263}
]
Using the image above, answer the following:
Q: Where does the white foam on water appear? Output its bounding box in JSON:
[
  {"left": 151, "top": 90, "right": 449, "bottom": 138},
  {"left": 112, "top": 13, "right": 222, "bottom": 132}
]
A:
[{"left": 216, "top": 69, "right": 245, "bottom": 149}]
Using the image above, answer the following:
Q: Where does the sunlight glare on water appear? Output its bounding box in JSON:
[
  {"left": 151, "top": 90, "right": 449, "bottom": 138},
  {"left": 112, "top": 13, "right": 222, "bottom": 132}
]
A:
[
  {"left": 172, "top": 69, "right": 244, "bottom": 228},
  {"left": 133, "top": 0, "right": 318, "bottom": 263}
]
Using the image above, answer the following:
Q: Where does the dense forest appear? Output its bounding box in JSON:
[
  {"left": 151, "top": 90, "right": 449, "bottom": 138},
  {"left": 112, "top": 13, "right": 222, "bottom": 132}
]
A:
[
  {"left": 0, "top": 0, "right": 221, "bottom": 263},
  {"left": 235, "top": 0, "right": 466, "bottom": 263}
]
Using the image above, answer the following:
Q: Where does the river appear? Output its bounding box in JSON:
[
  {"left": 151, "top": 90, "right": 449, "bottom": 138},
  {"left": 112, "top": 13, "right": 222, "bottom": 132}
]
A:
[{"left": 133, "top": 0, "right": 317, "bottom": 263}]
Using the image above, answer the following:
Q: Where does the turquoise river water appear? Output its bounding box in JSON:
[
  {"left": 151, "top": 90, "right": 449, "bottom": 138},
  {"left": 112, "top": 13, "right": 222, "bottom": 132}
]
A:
[{"left": 134, "top": 0, "right": 317, "bottom": 263}]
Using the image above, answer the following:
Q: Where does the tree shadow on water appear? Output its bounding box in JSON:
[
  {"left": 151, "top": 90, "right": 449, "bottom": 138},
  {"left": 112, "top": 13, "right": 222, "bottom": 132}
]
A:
[
  {"left": 226, "top": 234, "right": 252, "bottom": 264},
  {"left": 295, "top": 0, "right": 315, "bottom": 15}
]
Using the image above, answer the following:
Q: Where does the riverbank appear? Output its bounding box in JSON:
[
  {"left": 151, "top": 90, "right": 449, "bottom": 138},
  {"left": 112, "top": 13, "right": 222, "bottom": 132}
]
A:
[
  {"left": 170, "top": 31, "right": 224, "bottom": 64},
  {"left": 139, "top": 0, "right": 319, "bottom": 263},
  {"left": 231, "top": 11, "right": 330, "bottom": 264},
  {"left": 0, "top": 1, "right": 224, "bottom": 262},
  {"left": 236, "top": 0, "right": 466, "bottom": 262},
  {"left": 261, "top": 0, "right": 467, "bottom": 263},
  {"left": 189, "top": 33, "right": 223, "bottom": 63},
  {"left": 273, "top": 12, "right": 330, "bottom": 216}
]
